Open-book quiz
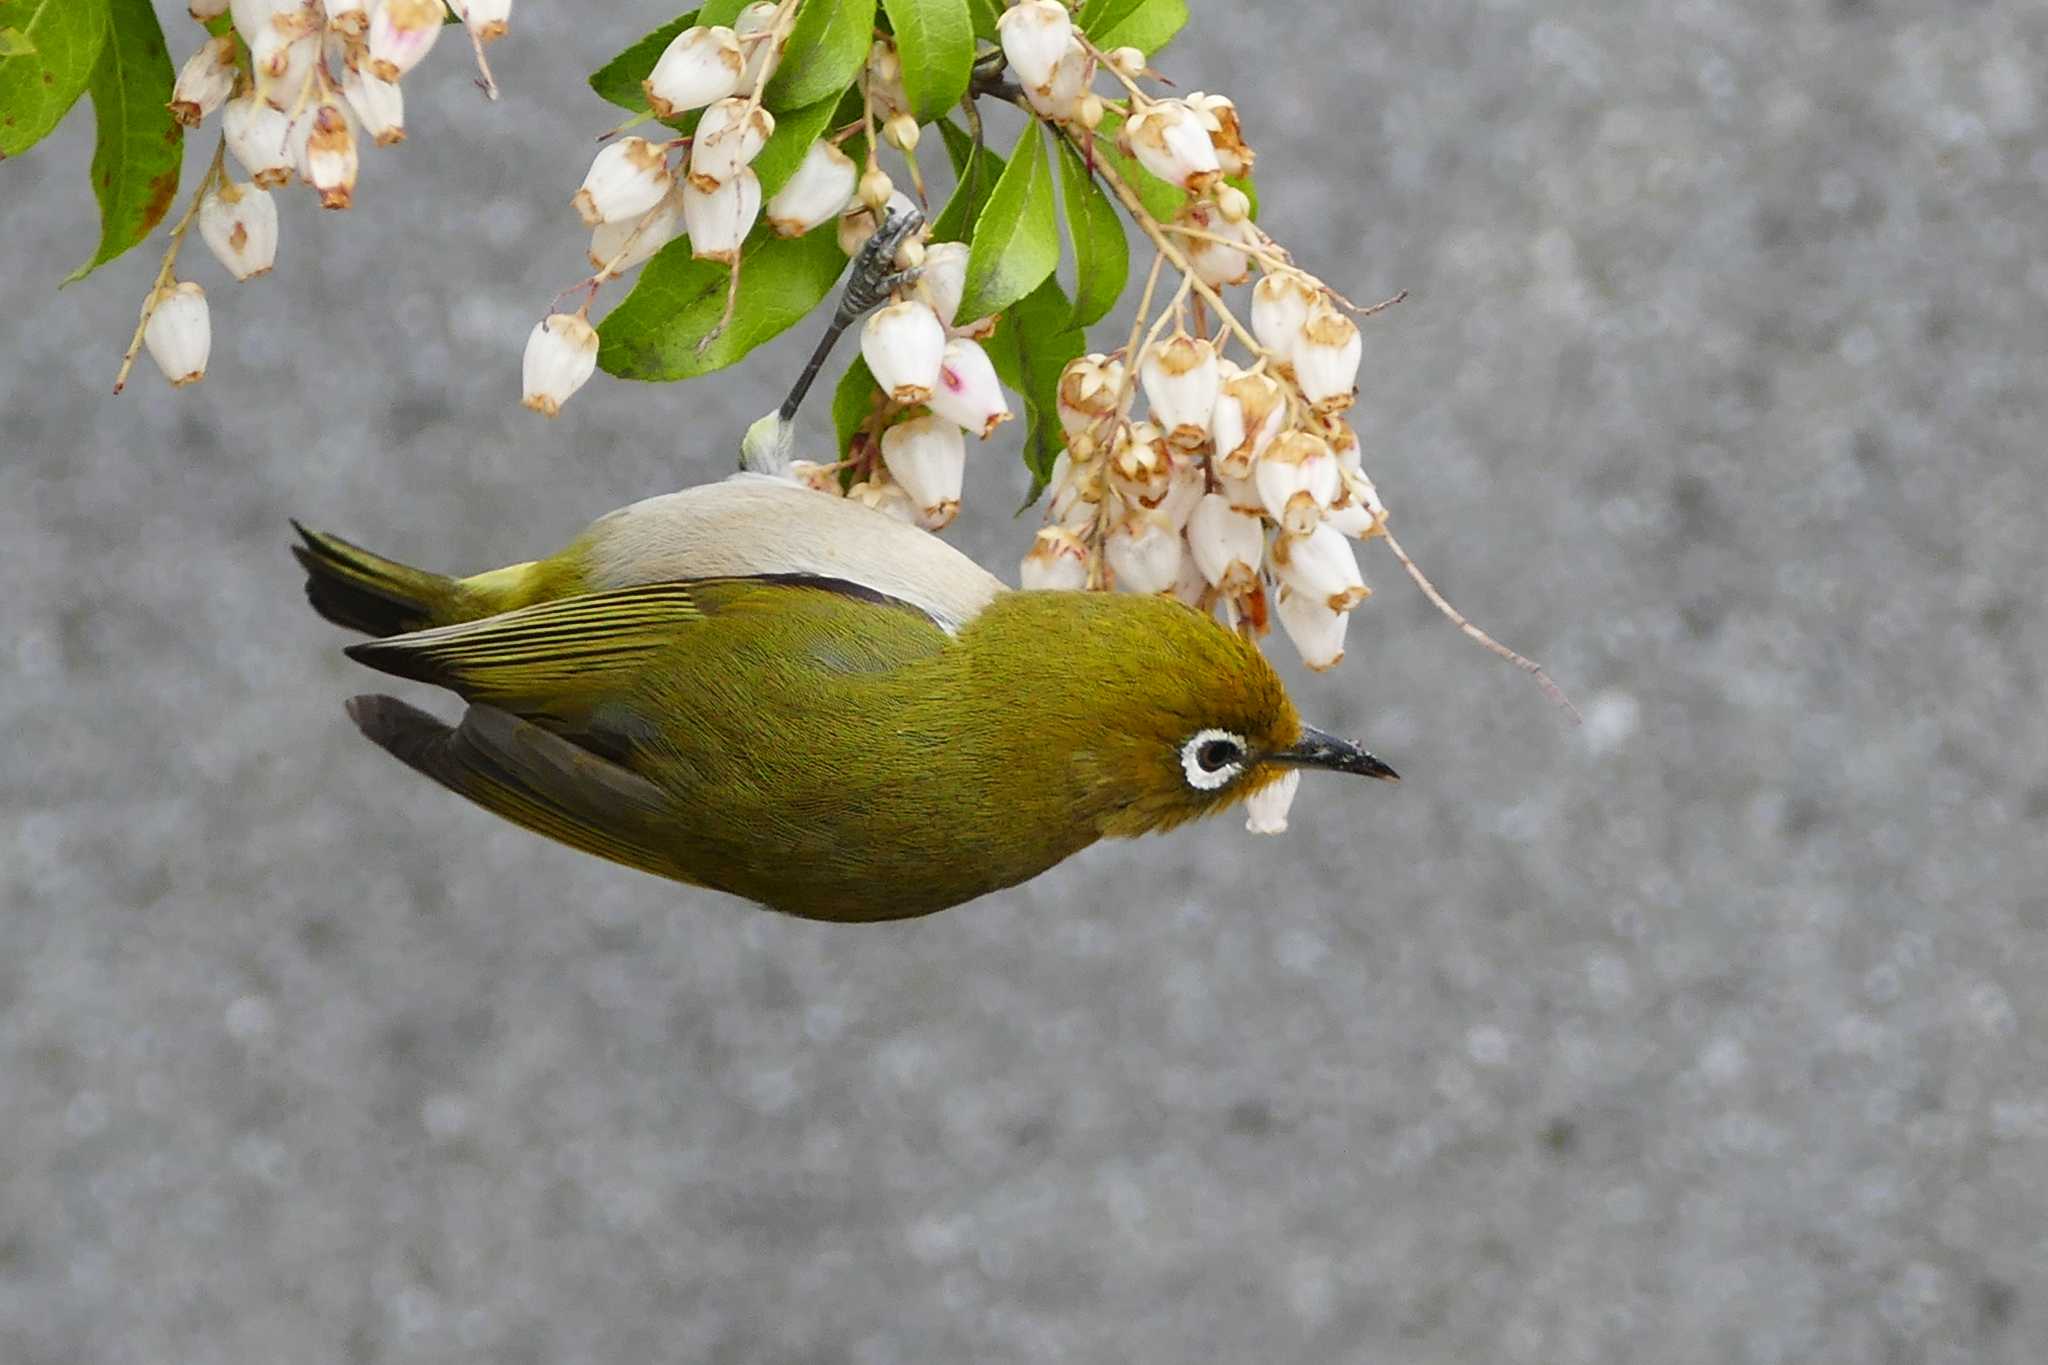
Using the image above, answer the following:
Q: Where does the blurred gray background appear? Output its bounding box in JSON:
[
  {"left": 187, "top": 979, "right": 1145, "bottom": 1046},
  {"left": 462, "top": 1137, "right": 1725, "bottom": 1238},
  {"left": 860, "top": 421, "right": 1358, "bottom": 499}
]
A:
[{"left": 4, "top": 1, "right": 2045, "bottom": 1361}]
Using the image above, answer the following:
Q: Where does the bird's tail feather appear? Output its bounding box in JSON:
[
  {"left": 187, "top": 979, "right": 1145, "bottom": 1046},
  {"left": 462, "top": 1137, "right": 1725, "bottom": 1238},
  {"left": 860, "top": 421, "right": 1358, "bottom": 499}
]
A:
[{"left": 292, "top": 521, "right": 457, "bottom": 638}]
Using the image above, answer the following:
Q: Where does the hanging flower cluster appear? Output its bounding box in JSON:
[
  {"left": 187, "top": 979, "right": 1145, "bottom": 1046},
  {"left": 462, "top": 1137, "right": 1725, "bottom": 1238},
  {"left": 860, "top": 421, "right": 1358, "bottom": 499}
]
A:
[{"left": 123, "top": 0, "right": 510, "bottom": 392}]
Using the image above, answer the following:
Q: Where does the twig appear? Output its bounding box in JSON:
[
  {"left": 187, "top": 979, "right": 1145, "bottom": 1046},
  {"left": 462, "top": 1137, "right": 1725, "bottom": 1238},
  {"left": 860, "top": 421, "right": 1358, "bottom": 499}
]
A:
[{"left": 113, "top": 137, "right": 227, "bottom": 395}]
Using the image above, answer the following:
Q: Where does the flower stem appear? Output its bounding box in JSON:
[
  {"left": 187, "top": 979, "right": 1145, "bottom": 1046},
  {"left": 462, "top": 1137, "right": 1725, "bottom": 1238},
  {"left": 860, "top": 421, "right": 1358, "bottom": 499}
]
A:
[{"left": 114, "top": 136, "right": 226, "bottom": 396}]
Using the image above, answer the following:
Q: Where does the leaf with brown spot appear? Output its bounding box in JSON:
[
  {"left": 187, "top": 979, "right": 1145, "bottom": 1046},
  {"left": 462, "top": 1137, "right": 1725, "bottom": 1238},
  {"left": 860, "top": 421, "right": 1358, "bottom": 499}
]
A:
[
  {"left": 65, "top": 0, "right": 180, "bottom": 283},
  {"left": 0, "top": 0, "right": 108, "bottom": 157}
]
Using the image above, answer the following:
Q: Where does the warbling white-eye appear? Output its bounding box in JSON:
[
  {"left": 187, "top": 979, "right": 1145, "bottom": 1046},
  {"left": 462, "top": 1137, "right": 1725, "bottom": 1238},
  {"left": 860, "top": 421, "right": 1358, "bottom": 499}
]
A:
[{"left": 295, "top": 210, "right": 1397, "bottom": 922}]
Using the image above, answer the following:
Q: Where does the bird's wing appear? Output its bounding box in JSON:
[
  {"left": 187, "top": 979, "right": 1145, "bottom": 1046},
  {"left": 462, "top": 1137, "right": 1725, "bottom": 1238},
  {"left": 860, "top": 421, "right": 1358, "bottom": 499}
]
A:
[{"left": 345, "top": 695, "right": 696, "bottom": 884}]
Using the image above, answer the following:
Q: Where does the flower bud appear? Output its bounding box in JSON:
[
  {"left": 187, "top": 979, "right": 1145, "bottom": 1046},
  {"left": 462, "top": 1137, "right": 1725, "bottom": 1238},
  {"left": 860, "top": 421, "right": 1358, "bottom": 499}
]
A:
[
  {"left": 1077, "top": 93, "right": 1105, "bottom": 130},
  {"left": 573, "top": 137, "right": 674, "bottom": 227},
  {"left": 858, "top": 166, "right": 895, "bottom": 214},
  {"left": 1187, "top": 91, "right": 1254, "bottom": 178},
  {"left": 450, "top": 0, "right": 511, "bottom": 44},
  {"left": 918, "top": 240, "right": 969, "bottom": 326},
  {"left": 299, "top": 96, "right": 357, "bottom": 210},
  {"left": 1209, "top": 368, "right": 1286, "bottom": 477},
  {"left": 1252, "top": 270, "right": 1318, "bottom": 366},
  {"left": 144, "top": 281, "right": 210, "bottom": 388},
  {"left": 765, "top": 138, "right": 856, "bottom": 237},
  {"left": 1177, "top": 199, "right": 1252, "bottom": 288},
  {"left": 521, "top": 312, "right": 599, "bottom": 417},
  {"left": 1256, "top": 430, "right": 1340, "bottom": 535},
  {"left": 1215, "top": 183, "right": 1252, "bottom": 224},
  {"left": 997, "top": 1, "right": 1075, "bottom": 95},
  {"left": 861, "top": 301, "right": 946, "bottom": 405},
  {"left": 883, "top": 111, "right": 921, "bottom": 153},
  {"left": 1121, "top": 99, "right": 1221, "bottom": 193},
  {"left": 320, "top": 0, "right": 369, "bottom": 36},
  {"left": 1243, "top": 769, "right": 1300, "bottom": 834},
  {"left": 170, "top": 36, "right": 237, "bottom": 127},
  {"left": 1022, "top": 43, "right": 1090, "bottom": 122},
  {"left": 1139, "top": 331, "right": 1220, "bottom": 451},
  {"left": 367, "top": 0, "right": 442, "bottom": 82},
  {"left": 1294, "top": 303, "right": 1363, "bottom": 414},
  {"left": 1274, "top": 586, "right": 1348, "bottom": 671},
  {"left": 689, "top": 97, "right": 774, "bottom": 190},
  {"left": 1108, "top": 46, "right": 1146, "bottom": 77},
  {"left": 224, "top": 89, "right": 295, "bottom": 187},
  {"left": 252, "top": 29, "right": 318, "bottom": 110},
  {"left": 1020, "top": 527, "right": 1091, "bottom": 591},
  {"left": 930, "top": 337, "right": 1011, "bottom": 439},
  {"left": 197, "top": 180, "right": 279, "bottom": 280},
  {"left": 1272, "top": 521, "right": 1368, "bottom": 613},
  {"left": 1187, "top": 493, "right": 1265, "bottom": 593},
  {"left": 880, "top": 413, "right": 968, "bottom": 529},
  {"left": 590, "top": 191, "right": 682, "bottom": 277},
  {"left": 1056, "top": 353, "right": 1124, "bottom": 442},
  {"left": 864, "top": 39, "right": 909, "bottom": 120},
  {"left": 1105, "top": 510, "right": 1184, "bottom": 595},
  {"left": 848, "top": 478, "right": 919, "bottom": 525},
  {"left": 190, "top": 0, "right": 231, "bottom": 19},
  {"left": 837, "top": 189, "right": 914, "bottom": 256},
  {"left": 340, "top": 62, "right": 405, "bottom": 145},
  {"left": 682, "top": 167, "right": 761, "bottom": 263},
  {"left": 644, "top": 25, "right": 743, "bottom": 119},
  {"left": 1108, "top": 420, "right": 1171, "bottom": 506}
]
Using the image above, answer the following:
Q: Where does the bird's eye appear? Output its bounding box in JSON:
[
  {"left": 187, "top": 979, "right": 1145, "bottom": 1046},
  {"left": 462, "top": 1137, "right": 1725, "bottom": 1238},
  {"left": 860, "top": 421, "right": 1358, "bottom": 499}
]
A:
[{"left": 1181, "top": 729, "right": 1248, "bottom": 791}]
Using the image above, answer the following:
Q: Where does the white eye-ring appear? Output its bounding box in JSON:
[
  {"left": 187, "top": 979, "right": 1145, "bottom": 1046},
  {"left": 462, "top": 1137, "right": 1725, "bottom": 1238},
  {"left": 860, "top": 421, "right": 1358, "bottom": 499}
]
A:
[{"left": 1181, "top": 728, "right": 1248, "bottom": 791}]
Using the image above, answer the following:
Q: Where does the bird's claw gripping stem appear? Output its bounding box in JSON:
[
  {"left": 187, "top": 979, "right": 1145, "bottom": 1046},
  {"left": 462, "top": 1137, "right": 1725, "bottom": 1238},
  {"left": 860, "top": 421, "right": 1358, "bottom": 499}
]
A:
[{"left": 776, "top": 204, "right": 927, "bottom": 426}]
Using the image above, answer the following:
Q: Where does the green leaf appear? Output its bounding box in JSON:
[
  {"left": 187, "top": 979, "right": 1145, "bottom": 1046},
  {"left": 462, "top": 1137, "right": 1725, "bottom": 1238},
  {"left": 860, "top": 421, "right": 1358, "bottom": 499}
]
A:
[
  {"left": 1055, "top": 136, "right": 1127, "bottom": 327},
  {"left": 765, "top": 0, "right": 875, "bottom": 112},
  {"left": 1077, "top": 0, "right": 1187, "bottom": 56},
  {"left": 966, "top": 0, "right": 1000, "bottom": 43},
  {"left": 929, "top": 116, "right": 1002, "bottom": 243},
  {"left": 0, "top": 0, "right": 107, "bottom": 158},
  {"left": 985, "top": 275, "right": 1084, "bottom": 492},
  {"left": 587, "top": 9, "right": 698, "bottom": 114},
  {"left": 750, "top": 88, "right": 846, "bottom": 200},
  {"left": 831, "top": 353, "right": 882, "bottom": 463},
  {"left": 65, "top": 0, "right": 178, "bottom": 282},
  {"left": 956, "top": 121, "right": 1059, "bottom": 323},
  {"left": 597, "top": 225, "right": 849, "bottom": 381},
  {"left": 879, "top": 0, "right": 972, "bottom": 122}
]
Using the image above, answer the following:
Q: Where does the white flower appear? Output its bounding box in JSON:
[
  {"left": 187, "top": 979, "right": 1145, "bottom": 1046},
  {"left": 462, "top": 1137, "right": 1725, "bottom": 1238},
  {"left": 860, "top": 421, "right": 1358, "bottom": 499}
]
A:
[
  {"left": 1171, "top": 543, "right": 1211, "bottom": 609},
  {"left": 1186, "top": 91, "right": 1254, "bottom": 178},
  {"left": 1140, "top": 331, "right": 1221, "bottom": 451},
  {"left": 918, "top": 240, "right": 970, "bottom": 326},
  {"left": 170, "top": 36, "right": 237, "bottom": 127},
  {"left": 765, "top": 139, "right": 856, "bottom": 237},
  {"left": 197, "top": 181, "right": 279, "bottom": 280},
  {"left": 1244, "top": 769, "right": 1299, "bottom": 834},
  {"left": 1209, "top": 368, "right": 1286, "bottom": 477},
  {"left": 644, "top": 25, "right": 744, "bottom": 119},
  {"left": 1106, "top": 510, "right": 1183, "bottom": 595},
  {"left": 1121, "top": 99, "right": 1222, "bottom": 192},
  {"left": 848, "top": 479, "right": 920, "bottom": 525},
  {"left": 1274, "top": 586, "right": 1348, "bottom": 670},
  {"left": 251, "top": 29, "right": 317, "bottom": 111},
  {"left": 930, "top": 338, "right": 1012, "bottom": 439},
  {"left": 880, "top": 413, "right": 968, "bottom": 529},
  {"left": 319, "top": 0, "right": 369, "bottom": 36},
  {"left": 734, "top": 1, "right": 783, "bottom": 89},
  {"left": 589, "top": 191, "right": 682, "bottom": 277},
  {"left": 144, "top": 281, "right": 210, "bottom": 388},
  {"left": 1056, "top": 353, "right": 1124, "bottom": 443},
  {"left": 1020, "top": 527, "right": 1091, "bottom": 591},
  {"left": 1022, "top": 42, "right": 1091, "bottom": 123},
  {"left": 1187, "top": 493, "right": 1265, "bottom": 593},
  {"left": 997, "top": 1, "right": 1075, "bottom": 93},
  {"left": 689, "top": 97, "right": 774, "bottom": 190},
  {"left": 1046, "top": 449, "right": 1104, "bottom": 531},
  {"left": 1217, "top": 466, "right": 1264, "bottom": 513},
  {"left": 1325, "top": 417, "right": 1361, "bottom": 472},
  {"left": 1321, "top": 468, "right": 1386, "bottom": 539},
  {"left": 573, "top": 137, "right": 674, "bottom": 227},
  {"left": 682, "top": 168, "right": 761, "bottom": 263},
  {"left": 861, "top": 301, "right": 947, "bottom": 405},
  {"left": 1272, "top": 521, "right": 1369, "bottom": 613},
  {"left": 1252, "top": 270, "right": 1319, "bottom": 365},
  {"left": 1156, "top": 450, "right": 1207, "bottom": 529},
  {"left": 366, "top": 0, "right": 443, "bottom": 82},
  {"left": 1109, "top": 420, "right": 1171, "bottom": 506},
  {"left": 450, "top": 0, "right": 511, "bottom": 44},
  {"left": 1294, "top": 303, "right": 1363, "bottom": 414},
  {"left": 1177, "top": 199, "right": 1252, "bottom": 288},
  {"left": 521, "top": 313, "right": 599, "bottom": 417},
  {"left": 1255, "top": 430, "right": 1341, "bottom": 535},
  {"left": 298, "top": 97, "right": 357, "bottom": 210},
  {"left": 224, "top": 90, "right": 294, "bottom": 187},
  {"left": 337, "top": 60, "right": 405, "bottom": 144}
]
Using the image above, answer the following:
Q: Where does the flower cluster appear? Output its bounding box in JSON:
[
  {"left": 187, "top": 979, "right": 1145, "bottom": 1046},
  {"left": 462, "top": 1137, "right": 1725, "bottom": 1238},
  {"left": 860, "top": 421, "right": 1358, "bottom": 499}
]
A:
[{"left": 130, "top": 0, "right": 510, "bottom": 391}]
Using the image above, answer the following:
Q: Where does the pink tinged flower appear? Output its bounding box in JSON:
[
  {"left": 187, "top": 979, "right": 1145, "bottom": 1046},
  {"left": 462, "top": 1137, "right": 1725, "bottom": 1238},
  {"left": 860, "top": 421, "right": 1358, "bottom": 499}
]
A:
[
  {"left": 848, "top": 479, "right": 919, "bottom": 525},
  {"left": 573, "top": 137, "right": 674, "bottom": 227},
  {"left": 1209, "top": 369, "right": 1286, "bottom": 478},
  {"left": 734, "top": 1, "right": 783, "bottom": 89},
  {"left": 1022, "top": 42, "right": 1091, "bottom": 123},
  {"left": 930, "top": 338, "right": 1012, "bottom": 439},
  {"left": 1105, "top": 511, "right": 1184, "bottom": 596},
  {"left": 1275, "top": 586, "right": 1348, "bottom": 671},
  {"left": 170, "top": 37, "right": 237, "bottom": 127},
  {"left": 1187, "top": 493, "right": 1265, "bottom": 593},
  {"left": 224, "top": 90, "right": 295, "bottom": 188},
  {"left": 1187, "top": 91, "right": 1255, "bottom": 178},
  {"left": 682, "top": 168, "right": 761, "bottom": 263},
  {"left": 197, "top": 181, "right": 279, "bottom": 281},
  {"left": 689, "top": 97, "right": 774, "bottom": 190},
  {"left": 765, "top": 138, "right": 857, "bottom": 237},
  {"left": 319, "top": 0, "right": 370, "bottom": 36},
  {"left": 144, "top": 281, "right": 210, "bottom": 388},
  {"left": 1121, "top": 99, "right": 1222, "bottom": 193},
  {"left": 917, "top": 240, "right": 969, "bottom": 326},
  {"left": 522, "top": 313, "right": 599, "bottom": 418},
  {"left": 1109, "top": 420, "right": 1171, "bottom": 506},
  {"left": 644, "top": 25, "right": 744, "bottom": 119},
  {"left": 861, "top": 301, "right": 947, "bottom": 405},
  {"left": 1243, "top": 768, "right": 1300, "bottom": 834},
  {"left": 589, "top": 192, "right": 682, "bottom": 277},
  {"left": 1294, "top": 304, "right": 1363, "bottom": 414},
  {"left": 450, "top": 0, "right": 512, "bottom": 44},
  {"left": 1251, "top": 270, "right": 1319, "bottom": 365},
  {"left": 1177, "top": 199, "right": 1252, "bottom": 288},
  {"left": 880, "top": 414, "right": 968, "bottom": 529},
  {"left": 341, "top": 63, "right": 406, "bottom": 145},
  {"left": 367, "top": 0, "right": 443, "bottom": 82},
  {"left": 299, "top": 97, "right": 358, "bottom": 210},
  {"left": 1256, "top": 430, "right": 1340, "bottom": 535},
  {"left": 1020, "top": 527, "right": 1091, "bottom": 591},
  {"left": 998, "top": 1, "right": 1074, "bottom": 93},
  {"left": 1272, "top": 521, "right": 1369, "bottom": 613},
  {"left": 1140, "top": 331, "right": 1220, "bottom": 452}
]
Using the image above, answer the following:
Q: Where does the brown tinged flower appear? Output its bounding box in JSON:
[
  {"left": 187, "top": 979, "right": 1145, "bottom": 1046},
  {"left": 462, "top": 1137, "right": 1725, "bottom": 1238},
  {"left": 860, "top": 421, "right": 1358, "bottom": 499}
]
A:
[
  {"left": 573, "top": 137, "right": 674, "bottom": 227},
  {"left": 861, "top": 301, "right": 947, "bottom": 405},
  {"left": 682, "top": 168, "right": 761, "bottom": 263},
  {"left": 1121, "top": 99, "right": 1222, "bottom": 194},
  {"left": 1139, "top": 331, "right": 1221, "bottom": 452},
  {"left": 1294, "top": 304, "right": 1364, "bottom": 414},
  {"left": 689, "top": 97, "right": 774, "bottom": 191},
  {"left": 644, "top": 25, "right": 744, "bottom": 119},
  {"left": 170, "top": 36, "right": 237, "bottom": 128},
  {"left": 224, "top": 88, "right": 295, "bottom": 188},
  {"left": 1209, "top": 367, "right": 1286, "bottom": 477},
  {"left": 197, "top": 179, "right": 279, "bottom": 280},
  {"left": 143, "top": 281, "right": 211, "bottom": 388},
  {"left": 766, "top": 139, "right": 857, "bottom": 238},
  {"left": 1186, "top": 91, "right": 1254, "bottom": 179},
  {"left": 1020, "top": 527, "right": 1091, "bottom": 591},
  {"left": 1255, "top": 429, "right": 1341, "bottom": 536},
  {"left": 299, "top": 95, "right": 358, "bottom": 210},
  {"left": 880, "top": 413, "right": 968, "bottom": 530},
  {"left": 1187, "top": 493, "right": 1265, "bottom": 594},
  {"left": 521, "top": 312, "right": 599, "bottom": 417},
  {"left": 366, "top": 0, "right": 443, "bottom": 83},
  {"left": 1271, "top": 521, "right": 1369, "bottom": 613}
]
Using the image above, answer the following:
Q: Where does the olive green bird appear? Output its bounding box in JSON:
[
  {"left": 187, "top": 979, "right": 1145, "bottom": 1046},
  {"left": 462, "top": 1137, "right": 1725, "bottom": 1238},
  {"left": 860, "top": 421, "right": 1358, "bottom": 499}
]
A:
[{"left": 295, "top": 473, "right": 1397, "bottom": 922}]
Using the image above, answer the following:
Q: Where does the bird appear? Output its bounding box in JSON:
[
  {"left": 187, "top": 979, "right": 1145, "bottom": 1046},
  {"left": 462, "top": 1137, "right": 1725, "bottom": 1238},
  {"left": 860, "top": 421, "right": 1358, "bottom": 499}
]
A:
[{"left": 294, "top": 473, "right": 1399, "bottom": 922}]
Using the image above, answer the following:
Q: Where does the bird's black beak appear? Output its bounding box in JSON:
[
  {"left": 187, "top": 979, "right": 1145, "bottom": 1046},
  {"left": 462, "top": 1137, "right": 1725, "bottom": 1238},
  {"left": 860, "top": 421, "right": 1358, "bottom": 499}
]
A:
[{"left": 1272, "top": 726, "right": 1401, "bottom": 782}]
